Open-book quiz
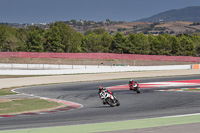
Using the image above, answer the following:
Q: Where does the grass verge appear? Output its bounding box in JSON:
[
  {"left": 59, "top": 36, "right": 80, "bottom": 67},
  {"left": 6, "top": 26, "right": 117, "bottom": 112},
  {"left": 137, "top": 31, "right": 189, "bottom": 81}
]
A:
[
  {"left": 1, "top": 113, "right": 200, "bottom": 133},
  {"left": 0, "top": 98, "right": 64, "bottom": 115},
  {"left": 183, "top": 88, "right": 200, "bottom": 92},
  {"left": 0, "top": 75, "right": 46, "bottom": 79},
  {"left": 0, "top": 88, "right": 17, "bottom": 96}
]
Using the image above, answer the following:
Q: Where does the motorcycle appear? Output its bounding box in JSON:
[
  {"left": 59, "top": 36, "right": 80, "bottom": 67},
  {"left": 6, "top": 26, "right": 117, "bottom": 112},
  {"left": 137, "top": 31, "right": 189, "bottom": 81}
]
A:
[
  {"left": 99, "top": 90, "right": 120, "bottom": 107},
  {"left": 130, "top": 82, "right": 141, "bottom": 93}
]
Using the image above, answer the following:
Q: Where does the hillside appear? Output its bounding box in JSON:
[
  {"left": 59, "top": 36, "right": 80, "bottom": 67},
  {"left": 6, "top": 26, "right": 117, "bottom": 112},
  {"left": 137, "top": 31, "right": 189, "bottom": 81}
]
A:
[
  {"left": 3, "top": 6, "right": 200, "bottom": 35},
  {"left": 64, "top": 6, "right": 200, "bottom": 35},
  {"left": 70, "top": 21, "right": 200, "bottom": 35},
  {"left": 136, "top": 6, "right": 200, "bottom": 22}
]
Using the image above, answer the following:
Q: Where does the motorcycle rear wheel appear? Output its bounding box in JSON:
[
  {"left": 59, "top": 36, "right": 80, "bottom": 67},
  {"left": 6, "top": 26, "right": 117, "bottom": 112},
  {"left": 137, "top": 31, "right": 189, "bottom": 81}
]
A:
[
  {"left": 135, "top": 87, "right": 141, "bottom": 93},
  {"left": 136, "top": 89, "right": 140, "bottom": 93},
  {"left": 106, "top": 98, "right": 116, "bottom": 107},
  {"left": 116, "top": 99, "right": 120, "bottom": 106}
]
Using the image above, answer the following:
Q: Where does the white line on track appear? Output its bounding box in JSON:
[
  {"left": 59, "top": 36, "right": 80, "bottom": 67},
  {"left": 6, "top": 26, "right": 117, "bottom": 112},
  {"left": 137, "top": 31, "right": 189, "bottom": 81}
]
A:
[{"left": 161, "top": 113, "right": 200, "bottom": 119}]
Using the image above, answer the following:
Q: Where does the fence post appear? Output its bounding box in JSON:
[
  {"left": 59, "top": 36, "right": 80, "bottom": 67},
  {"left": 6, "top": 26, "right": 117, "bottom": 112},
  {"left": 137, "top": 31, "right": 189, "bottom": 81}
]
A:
[
  {"left": 174, "top": 58, "right": 176, "bottom": 65},
  {"left": 98, "top": 59, "right": 99, "bottom": 68}
]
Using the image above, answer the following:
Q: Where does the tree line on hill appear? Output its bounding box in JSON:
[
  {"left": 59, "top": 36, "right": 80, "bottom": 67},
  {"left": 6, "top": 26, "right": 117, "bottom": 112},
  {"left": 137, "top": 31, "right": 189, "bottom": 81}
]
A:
[{"left": 0, "top": 21, "right": 200, "bottom": 56}]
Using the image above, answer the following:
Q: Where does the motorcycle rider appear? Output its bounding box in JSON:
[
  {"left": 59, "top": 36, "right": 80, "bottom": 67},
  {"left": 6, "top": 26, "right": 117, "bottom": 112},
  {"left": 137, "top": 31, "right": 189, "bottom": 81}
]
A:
[
  {"left": 129, "top": 79, "right": 137, "bottom": 90},
  {"left": 98, "top": 86, "right": 113, "bottom": 105}
]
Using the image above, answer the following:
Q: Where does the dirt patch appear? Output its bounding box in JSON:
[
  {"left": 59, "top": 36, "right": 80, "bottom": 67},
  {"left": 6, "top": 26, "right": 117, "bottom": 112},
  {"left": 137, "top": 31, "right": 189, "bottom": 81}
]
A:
[
  {"left": 155, "top": 23, "right": 173, "bottom": 27},
  {"left": 176, "top": 21, "right": 193, "bottom": 25},
  {"left": 0, "top": 99, "right": 16, "bottom": 103}
]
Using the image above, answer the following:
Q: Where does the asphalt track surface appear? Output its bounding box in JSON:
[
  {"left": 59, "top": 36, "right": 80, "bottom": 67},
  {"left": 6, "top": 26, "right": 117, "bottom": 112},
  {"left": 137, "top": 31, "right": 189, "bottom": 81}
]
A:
[{"left": 1, "top": 75, "right": 200, "bottom": 131}]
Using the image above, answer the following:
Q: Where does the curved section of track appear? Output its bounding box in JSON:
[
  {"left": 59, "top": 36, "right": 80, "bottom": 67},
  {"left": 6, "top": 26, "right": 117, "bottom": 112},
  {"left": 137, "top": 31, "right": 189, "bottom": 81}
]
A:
[{"left": 0, "top": 75, "right": 200, "bottom": 131}]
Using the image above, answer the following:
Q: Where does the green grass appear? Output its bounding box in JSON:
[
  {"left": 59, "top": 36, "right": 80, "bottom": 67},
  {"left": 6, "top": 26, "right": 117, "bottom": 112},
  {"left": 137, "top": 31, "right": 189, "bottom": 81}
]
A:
[
  {"left": 2, "top": 114, "right": 200, "bottom": 133},
  {"left": 0, "top": 98, "right": 64, "bottom": 114},
  {"left": 0, "top": 75, "right": 48, "bottom": 78},
  {"left": 0, "top": 91, "right": 16, "bottom": 96},
  {"left": 0, "top": 88, "right": 17, "bottom": 96},
  {"left": 183, "top": 88, "right": 200, "bottom": 92}
]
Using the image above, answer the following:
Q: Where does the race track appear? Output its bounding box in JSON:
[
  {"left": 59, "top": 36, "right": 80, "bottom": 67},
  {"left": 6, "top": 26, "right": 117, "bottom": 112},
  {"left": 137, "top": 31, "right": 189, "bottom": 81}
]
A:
[{"left": 1, "top": 75, "right": 200, "bottom": 131}]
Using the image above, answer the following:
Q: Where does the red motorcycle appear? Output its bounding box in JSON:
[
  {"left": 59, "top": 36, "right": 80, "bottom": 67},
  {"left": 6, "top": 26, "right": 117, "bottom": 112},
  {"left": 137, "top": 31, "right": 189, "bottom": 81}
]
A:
[{"left": 129, "top": 81, "right": 140, "bottom": 93}]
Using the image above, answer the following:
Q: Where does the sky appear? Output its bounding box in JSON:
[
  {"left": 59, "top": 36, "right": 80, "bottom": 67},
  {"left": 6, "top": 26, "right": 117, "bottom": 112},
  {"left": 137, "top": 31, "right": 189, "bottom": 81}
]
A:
[{"left": 1, "top": 0, "right": 200, "bottom": 23}]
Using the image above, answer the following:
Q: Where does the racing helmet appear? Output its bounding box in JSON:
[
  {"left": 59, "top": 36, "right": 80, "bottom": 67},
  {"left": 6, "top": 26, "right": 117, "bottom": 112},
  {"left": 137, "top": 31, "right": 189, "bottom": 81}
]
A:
[{"left": 99, "top": 86, "right": 103, "bottom": 90}]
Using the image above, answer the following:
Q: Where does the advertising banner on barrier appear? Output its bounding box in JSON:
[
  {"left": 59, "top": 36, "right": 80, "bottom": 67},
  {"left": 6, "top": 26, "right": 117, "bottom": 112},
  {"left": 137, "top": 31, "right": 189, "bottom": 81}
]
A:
[{"left": 193, "top": 64, "right": 200, "bottom": 69}]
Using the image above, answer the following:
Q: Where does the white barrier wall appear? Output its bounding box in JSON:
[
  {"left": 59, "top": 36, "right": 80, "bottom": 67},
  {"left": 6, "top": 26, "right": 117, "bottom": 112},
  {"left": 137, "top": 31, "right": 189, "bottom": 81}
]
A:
[{"left": 0, "top": 63, "right": 193, "bottom": 75}]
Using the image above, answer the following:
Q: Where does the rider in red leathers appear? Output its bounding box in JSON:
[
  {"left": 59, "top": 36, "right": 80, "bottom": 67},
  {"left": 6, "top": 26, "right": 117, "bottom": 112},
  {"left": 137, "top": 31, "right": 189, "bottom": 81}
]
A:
[{"left": 129, "top": 79, "right": 137, "bottom": 91}]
